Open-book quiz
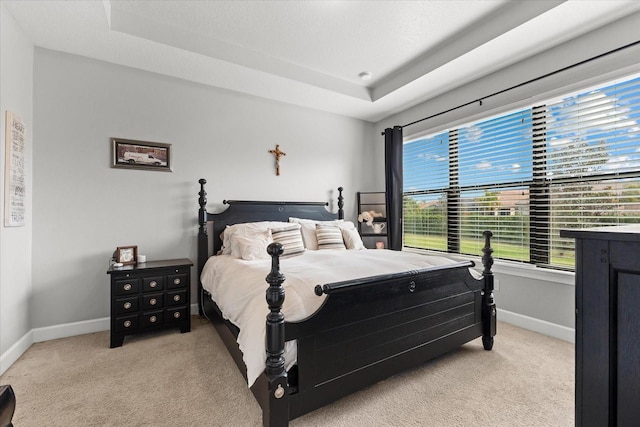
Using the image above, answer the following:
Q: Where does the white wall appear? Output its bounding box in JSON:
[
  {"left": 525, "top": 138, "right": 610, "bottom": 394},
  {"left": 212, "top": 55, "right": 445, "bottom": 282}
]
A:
[
  {"left": 31, "top": 48, "right": 374, "bottom": 329},
  {"left": 373, "top": 12, "right": 640, "bottom": 339},
  {"left": 0, "top": 4, "right": 34, "bottom": 373}
]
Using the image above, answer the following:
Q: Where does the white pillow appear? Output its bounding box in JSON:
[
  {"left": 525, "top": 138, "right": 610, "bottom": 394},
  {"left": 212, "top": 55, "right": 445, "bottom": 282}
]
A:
[
  {"left": 341, "top": 227, "right": 365, "bottom": 250},
  {"left": 221, "top": 221, "right": 289, "bottom": 255},
  {"left": 289, "top": 217, "right": 352, "bottom": 250},
  {"left": 271, "top": 223, "right": 305, "bottom": 258},
  {"left": 338, "top": 221, "right": 357, "bottom": 231},
  {"left": 230, "top": 229, "right": 272, "bottom": 260},
  {"left": 316, "top": 224, "right": 346, "bottom": 250}
]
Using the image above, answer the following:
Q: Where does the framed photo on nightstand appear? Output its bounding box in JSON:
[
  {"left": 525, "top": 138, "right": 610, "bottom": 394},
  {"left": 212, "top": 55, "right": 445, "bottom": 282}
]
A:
[{"left": 116, "top": 245, "right": 138, "bottom": 265}]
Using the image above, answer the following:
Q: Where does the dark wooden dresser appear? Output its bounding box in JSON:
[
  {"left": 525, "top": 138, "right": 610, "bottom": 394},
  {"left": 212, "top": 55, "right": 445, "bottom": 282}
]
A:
[
  {"left": 561, "top": 226, "right": 640, "bottom": 427},
  {"left": 107, "top": 258, "right": 193, "bottom": 348}
]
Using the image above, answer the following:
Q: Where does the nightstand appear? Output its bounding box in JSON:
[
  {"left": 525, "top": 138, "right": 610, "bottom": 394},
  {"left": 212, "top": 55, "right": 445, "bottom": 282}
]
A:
[{"left": 107, "top": 258, "right": 193, "bottom": 348}]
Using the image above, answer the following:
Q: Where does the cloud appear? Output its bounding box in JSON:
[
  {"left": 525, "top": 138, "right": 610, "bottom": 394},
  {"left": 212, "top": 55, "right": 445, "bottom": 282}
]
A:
[
  {"left": 604, "top": 155, "right": 640, "bottom": 171},
  {"left": 548, "top": 87, "right": 638, "bottom": 137},
  {"left": 476, "top": 161, "right": 492, "bottom": 170},
  {"left": 418, "top": 153, "right": 447, "bottom": 162}
]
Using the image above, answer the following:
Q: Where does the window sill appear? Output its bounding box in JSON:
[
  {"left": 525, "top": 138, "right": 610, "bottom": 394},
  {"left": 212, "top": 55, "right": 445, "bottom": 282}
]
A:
[{"left": 402, "top": 247, "right": 575, "bottom": 286}]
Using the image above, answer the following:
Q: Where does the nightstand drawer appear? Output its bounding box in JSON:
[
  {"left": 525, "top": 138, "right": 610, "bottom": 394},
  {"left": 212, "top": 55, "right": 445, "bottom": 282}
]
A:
[
  {"left": 115, "top": 315, "right": 139, "bottom": 333},
  {"left": 142, "top": 293, "right": 164, "bottom": 310},
  {"left": 143, "top": 276, "right": 165, "bottom": 292},
  {"left": 166, "top": 290, "right": 187, "bottom": 306},
  {"left": 167, "top": 274, "right": 187, "bottom": 289},
  {"left": 166, "top": 306, "right": 188, "bottom": 323},
  {"left": 141, "top": 310, "right": 164, "bottom": 328},
  {"left": 115, "top": 278, "right": 140, "bottom": 296},
  {"left": 115, "top": 296, "right": 139, "bottom": 314}
]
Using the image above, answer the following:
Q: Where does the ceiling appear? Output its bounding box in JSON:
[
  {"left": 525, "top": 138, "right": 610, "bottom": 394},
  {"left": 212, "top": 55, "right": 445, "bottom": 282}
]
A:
[{"left": 4, "top": 0, "right": 640, "bottom": 122}]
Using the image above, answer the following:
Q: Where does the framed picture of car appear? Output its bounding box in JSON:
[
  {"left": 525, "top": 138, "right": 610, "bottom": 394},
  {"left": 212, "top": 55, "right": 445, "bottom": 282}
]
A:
[{"left": 111, "top": 137, "right": 172, "bottom": 172}]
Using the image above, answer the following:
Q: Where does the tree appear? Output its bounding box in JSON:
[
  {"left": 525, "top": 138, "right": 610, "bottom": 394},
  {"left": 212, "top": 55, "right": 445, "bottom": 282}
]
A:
[
  {"left": 549, "top": 138, "right": 611, "bottom": 226},
  {"left": 475, "top": 190, "right": 500, "bottom": 215}
]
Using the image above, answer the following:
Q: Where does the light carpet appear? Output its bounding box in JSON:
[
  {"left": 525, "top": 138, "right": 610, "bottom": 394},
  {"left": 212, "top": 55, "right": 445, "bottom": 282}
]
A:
[{"left": 0, "top": 317, "right": 574, "bottom": 426}]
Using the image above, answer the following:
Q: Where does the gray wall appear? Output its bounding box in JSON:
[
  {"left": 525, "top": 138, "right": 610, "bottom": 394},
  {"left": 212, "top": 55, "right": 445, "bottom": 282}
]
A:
[
  {"left": 373, "top": 12, "right": 640, "bottom": 335},
  {"left": 31, "top": 48, "right": 374, "bottom": 329},
  {"left": 0, "top": 4, "right": 34, "bottom": 371}
]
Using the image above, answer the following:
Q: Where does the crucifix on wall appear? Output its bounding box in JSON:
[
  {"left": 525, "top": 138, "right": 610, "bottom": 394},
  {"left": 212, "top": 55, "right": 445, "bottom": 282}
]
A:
[{"left": 268, "top": 144, "right": 286, "bottom": 176}]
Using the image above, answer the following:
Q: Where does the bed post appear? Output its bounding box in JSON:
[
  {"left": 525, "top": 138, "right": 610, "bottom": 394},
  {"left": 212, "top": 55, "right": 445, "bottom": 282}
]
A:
[
  {"left": 264, "top": 242, "right": 289, "bottom": 427},
  {"left": 337, "top": 187, "right": 344, "bottom": 220},
  {"left": 481, "top": 230, "right": 497, "bottom": 350},
  {"left": 197, "top": 178, "right": 208, "bottom": 317}
]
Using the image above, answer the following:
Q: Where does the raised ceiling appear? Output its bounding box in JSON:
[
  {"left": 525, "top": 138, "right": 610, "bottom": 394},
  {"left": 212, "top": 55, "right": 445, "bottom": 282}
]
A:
[{"left": 4, "top": 0, "right": 640, "bottom": 122}]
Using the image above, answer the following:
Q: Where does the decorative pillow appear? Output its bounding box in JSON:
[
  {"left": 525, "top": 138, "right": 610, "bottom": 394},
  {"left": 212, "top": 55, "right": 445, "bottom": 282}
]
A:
[
  {"left": 289, "top": 217, "right": 347, "bottom": 250},
  {"left": 221, "top": 221, "right": 289, "bottom": 255},
  {"left": 230, "top": 229, "right": 272, "bottom": 260},
  {"left": 316, "top": 224, "right": 346, "bottom": 250},
  {"left": 341, "top": 227, "right": 365, "bottom": 250},
  {"left": 270, "top": 224, "right": 305, "bottom": 258},
  {"left": 338, "top": 221, "right": 357, "bottom": 231}
]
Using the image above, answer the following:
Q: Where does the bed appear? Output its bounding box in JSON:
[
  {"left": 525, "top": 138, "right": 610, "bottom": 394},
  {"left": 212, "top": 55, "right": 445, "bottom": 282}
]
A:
[{"left": 197, "top": 179, "right": 496, "bottom": 427}]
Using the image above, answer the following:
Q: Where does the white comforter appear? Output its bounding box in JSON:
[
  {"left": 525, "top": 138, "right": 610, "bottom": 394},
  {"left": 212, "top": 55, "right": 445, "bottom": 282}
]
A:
[{"left": 200, "top": 249, "right": 469, "bottom": 387}]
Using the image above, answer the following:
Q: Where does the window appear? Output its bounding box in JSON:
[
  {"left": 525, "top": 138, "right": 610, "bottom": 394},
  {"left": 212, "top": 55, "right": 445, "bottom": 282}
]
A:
[{"left": 403, "top": 74, "right": 640, "bottom": 269}]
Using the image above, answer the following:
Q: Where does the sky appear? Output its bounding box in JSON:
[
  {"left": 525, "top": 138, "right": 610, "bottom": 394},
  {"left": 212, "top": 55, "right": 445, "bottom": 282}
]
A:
[{"left": 403, "top": 75, "right": 640, "bottom": 199}]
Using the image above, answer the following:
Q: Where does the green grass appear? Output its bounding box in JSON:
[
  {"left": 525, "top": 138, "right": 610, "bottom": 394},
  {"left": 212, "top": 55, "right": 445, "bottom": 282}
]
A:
[
  {"left": 404, "top": 234, "right": 448, "bottom": 251},
  {"left": 404, "top": 233, "right": 528, "bottom": 258},
  {"left": 404, "top": 232, "right": 576, "bottom": 268}
]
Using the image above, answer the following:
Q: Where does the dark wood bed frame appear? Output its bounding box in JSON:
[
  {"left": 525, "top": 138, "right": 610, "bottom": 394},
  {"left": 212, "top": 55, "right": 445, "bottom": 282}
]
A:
[{"left": 197, "top": 179, "right": 496, "bottom": 427}]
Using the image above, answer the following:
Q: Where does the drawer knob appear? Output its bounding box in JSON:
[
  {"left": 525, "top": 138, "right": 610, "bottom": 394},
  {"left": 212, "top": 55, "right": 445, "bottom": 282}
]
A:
[
  {"left": 173, "top": 295, "right": 181, "bottom": 302},
  {"left": 123, "top": 302, "right": 132, "bottom": 310},
  {"left": 123, "top": 283, "right": 132, "bottom": 291},
  {"left": 150, "top": 315, "right": 157, "bottom": 323},
  {"left": 150, "top": 281, "right": 157, "bottom": 288},
  {"left": 124, "top": 320, "right": 132, "bottom": 328},
  {"left": 150, "top": 298, "right": 157, "bottom": 306},
  {"left": 173, "top": 312, "right": 181, "bottom": 319},
  {"left": 173, "top": 278, "right": 181, "bottom": 285},
  {"left": 274, "top": 384, "right": 285, "bottom": 399}
]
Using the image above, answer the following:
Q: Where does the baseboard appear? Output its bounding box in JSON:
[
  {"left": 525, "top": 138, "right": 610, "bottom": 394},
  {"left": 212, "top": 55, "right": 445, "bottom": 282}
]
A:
[
  {"left": 498, "top": 309, "right": 575, "bottom": 343},
  {"left": 1, "top": 303, "right": 201, "bottom": 375},
  {"left": 0, "top": 329, "right": 33, "bottom": 376},
  {"left": 2, "top": 305, "right": 569, "bottom": 376},
  {"left": 32, "top": 317, "right": 110, "bottom": 343},
  {"left": 33, "top": 304, "right": 199, "bottom": 343}
]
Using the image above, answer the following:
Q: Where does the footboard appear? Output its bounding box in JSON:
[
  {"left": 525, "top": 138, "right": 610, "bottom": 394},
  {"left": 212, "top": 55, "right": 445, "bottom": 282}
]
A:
[
  {"left": 255, "top": 232, "right": 496, "bottom": 426},
  {"left": 290, "top": 262, "right": 485, "bottom": 418}
]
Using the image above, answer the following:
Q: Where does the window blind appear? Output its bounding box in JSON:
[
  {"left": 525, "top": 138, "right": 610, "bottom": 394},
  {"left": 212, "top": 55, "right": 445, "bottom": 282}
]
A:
[
  {"left": 404, "top": 132, "right": 449, "bottom": 251},
  {"left": 542, "top": 76, "right": 640, "bottom": 268},
  {"left": 403, "top": 73, "right": 640, "bottom": 269},
  {"left": 456, "top": 109, "right": 533, "bottom": 261}
]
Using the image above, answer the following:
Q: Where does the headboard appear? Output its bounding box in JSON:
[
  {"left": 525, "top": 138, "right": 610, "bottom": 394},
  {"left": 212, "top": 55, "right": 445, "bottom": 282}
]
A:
[{"left": 197, "top": 179, "right": 344, "bottom": 310}]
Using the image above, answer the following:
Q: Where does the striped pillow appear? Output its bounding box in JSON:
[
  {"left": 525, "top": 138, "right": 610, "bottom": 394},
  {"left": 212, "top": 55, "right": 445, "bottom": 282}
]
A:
[
  {"left": 316, "top": 224, "right": 346, "bottom": 250},
  {"left": 270, "top": 224, "right": 305, "bottom": 258}
]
